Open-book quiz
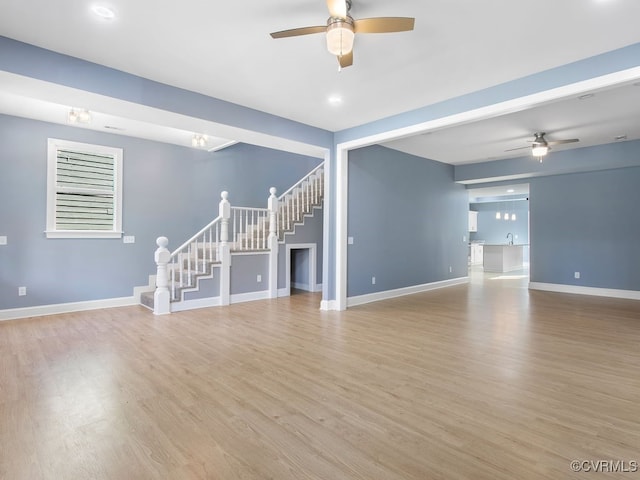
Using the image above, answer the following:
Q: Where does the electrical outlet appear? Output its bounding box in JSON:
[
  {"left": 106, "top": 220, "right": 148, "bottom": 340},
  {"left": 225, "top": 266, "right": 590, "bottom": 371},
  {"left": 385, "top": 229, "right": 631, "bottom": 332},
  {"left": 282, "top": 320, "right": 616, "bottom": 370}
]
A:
[
  {"left": 348, "top": 236, "right": 354, "bottom": 245},
  {"left": 449, "top": 266, "right": 453, "bottom": 273},
  {"left": 18, "top": 286, "right": 26, "bottom": 296},
  {"left": 0, "top": 236, "right": 7, "bottom": 245},
  {"left": 123, "top": 236, "right": 135, "bottom": 244},
  {"left": 574, "top": 271, "right": 580, "bottom": 279},
  {"left": 371, "top": 276, "right": 376, "bottom": 285},
  {"left": 463, "top": 235, "right": 466, "bottom": 242},
  {"left": 257, "top": 274, "right": 262, "bottom": 283}
]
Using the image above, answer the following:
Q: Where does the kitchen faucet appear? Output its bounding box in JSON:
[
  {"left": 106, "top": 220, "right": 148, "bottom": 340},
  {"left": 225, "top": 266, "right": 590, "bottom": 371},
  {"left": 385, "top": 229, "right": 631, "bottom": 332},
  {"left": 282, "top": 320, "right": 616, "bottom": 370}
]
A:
[{"left": 506, "top": 233, "right": 514, "bottom": 245}]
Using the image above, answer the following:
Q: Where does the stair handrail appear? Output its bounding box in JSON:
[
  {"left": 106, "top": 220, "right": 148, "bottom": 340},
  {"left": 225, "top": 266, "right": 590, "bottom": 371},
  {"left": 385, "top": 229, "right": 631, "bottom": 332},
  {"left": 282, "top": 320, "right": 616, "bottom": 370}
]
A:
[
  {"left": 277, "top": 162, "right": 324, "bottom": 200},
  {"left": 169, "top": 215, "right": 222, "bottom": 259}
]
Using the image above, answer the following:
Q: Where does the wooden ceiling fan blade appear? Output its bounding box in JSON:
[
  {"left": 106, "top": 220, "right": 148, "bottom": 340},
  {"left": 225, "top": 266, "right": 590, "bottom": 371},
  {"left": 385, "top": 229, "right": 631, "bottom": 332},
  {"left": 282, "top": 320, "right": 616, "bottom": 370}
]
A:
[
  {"left": 354, "top": 17, "right": 415, "bottom": 34},
  {"left": 338, "top": 50, "right": 353, "bottom": 68},
  {"left": 327, "top": 0, "right": 347, "bottom": 19},
  {"left": 270, "top": 25, "right": 326, "bottom": 39},
  {"left": 547, "top": 139, "right": 579, "bottom": 146}
]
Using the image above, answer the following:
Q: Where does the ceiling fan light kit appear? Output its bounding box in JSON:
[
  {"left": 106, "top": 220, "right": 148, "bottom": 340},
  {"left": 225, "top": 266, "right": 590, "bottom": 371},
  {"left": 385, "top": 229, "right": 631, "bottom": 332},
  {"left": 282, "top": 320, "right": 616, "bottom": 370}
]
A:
[{"left": 326, "top": 18, "right": 355, "bottom": 56}]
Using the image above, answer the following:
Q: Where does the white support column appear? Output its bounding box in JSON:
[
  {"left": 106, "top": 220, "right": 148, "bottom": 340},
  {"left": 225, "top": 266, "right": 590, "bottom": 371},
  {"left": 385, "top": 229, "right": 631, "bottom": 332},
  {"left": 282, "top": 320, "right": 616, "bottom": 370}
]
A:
[
  {"left": 218, "top": 191, "right": 231, "bottom": 306},
  {"left": 154, "top": 236, "right": 171, "bottom": 315},
  {"left": 268, "top": 187, "right": 279, "bottom": 299}
]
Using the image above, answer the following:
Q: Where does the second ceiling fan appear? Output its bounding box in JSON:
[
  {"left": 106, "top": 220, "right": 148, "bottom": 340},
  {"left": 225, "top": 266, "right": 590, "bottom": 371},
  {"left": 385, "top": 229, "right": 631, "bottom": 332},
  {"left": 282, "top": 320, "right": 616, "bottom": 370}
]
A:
[
  {"left": 506, "top": 132, "right": 579, "bottom": 162},
  {"left": 270, "top": 0, "right": 415, "bottom": 68}
]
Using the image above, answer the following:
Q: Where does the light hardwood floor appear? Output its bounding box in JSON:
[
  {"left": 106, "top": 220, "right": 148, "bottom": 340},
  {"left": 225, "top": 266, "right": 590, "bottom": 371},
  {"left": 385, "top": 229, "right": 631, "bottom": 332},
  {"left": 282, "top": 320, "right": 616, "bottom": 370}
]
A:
[{"left": 1, "top": 271, "right": 639, "bottom": 479}]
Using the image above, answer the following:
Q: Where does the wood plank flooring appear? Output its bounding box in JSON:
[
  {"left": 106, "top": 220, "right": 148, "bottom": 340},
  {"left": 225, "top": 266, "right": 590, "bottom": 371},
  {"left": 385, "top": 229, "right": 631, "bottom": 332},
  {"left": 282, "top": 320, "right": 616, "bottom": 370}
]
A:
[{"left": 1, "top": 271, "right": 639, "bottom": 479}]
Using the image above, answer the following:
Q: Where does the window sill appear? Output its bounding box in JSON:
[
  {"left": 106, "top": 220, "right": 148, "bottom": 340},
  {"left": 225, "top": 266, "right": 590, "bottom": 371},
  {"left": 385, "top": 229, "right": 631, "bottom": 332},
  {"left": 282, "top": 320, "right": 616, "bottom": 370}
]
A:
[{"left": 45, "top": 230, "right": 123, "bottom": 239}]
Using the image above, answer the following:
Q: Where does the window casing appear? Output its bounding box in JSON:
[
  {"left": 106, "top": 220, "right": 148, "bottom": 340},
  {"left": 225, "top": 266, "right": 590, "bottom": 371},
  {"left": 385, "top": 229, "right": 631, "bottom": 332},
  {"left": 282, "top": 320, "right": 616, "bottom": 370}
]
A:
[{"left": 46, "top": 139, "right": 123, "bottom": 238}]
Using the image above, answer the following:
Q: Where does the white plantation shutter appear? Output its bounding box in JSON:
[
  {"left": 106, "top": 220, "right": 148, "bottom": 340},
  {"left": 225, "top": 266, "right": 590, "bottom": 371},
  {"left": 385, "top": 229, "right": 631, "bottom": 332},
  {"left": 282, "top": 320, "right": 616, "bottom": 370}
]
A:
[{"left": 47, "top": 139, "right": 123, "bottom": 238}]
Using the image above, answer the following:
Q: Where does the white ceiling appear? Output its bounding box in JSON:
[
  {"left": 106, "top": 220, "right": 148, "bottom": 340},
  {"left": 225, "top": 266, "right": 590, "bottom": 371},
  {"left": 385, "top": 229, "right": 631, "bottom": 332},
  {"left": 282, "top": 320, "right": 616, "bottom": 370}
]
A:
[
  {"left": 383, "top": 80, "right": 640, "bottom": 164},
  {"left": 1, "top": 0, "right": 640, "bottom": 162}
]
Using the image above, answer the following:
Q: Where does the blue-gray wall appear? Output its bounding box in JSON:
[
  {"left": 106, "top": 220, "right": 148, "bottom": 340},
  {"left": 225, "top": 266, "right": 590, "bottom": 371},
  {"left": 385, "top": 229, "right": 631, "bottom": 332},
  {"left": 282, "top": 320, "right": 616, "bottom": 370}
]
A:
[
  {"left": 530, "top": 166, "right": 640, "bottom": 291},
  {"left": 347, "top": 145, "right": 468, "bottom": 297},
  {"left": 470, "top": 201, "right": 529, "bottom": 245},
  {"left": 0, "top": 114, "right": 321, "bottom": 310}
]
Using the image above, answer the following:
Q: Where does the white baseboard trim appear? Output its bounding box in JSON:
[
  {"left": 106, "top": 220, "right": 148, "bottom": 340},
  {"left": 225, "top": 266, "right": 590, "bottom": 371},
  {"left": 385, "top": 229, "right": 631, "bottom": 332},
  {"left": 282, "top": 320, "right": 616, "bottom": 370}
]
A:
[
  {"left": 278, "top": 283, "right": 323, "bottom": 298},
  {"left": 347, "top": 277, "right": 469, "bottom": 308},
  {"left": 320, "top": 299, "right": 339, "bottom": 311},
  {"left": 291, "top": 281, "right": 310, "bottom": 291},
  {"left": 231, "top": 290, "right": 270, "bottom": 304},
  {"left": 0, "top": 296, "right": 140, "bottom": 322},
  {"left": 171, "top": 296, "right": 221, "bottom": 312},
  {"left": 171, "top": 290, "right": 271, "bottom": 312},
  {"left": 291, "top": 282, "right": 323, "bottom": 292},
  {"left": 529, "top": 282, "right": 640, "bottom": 301}
]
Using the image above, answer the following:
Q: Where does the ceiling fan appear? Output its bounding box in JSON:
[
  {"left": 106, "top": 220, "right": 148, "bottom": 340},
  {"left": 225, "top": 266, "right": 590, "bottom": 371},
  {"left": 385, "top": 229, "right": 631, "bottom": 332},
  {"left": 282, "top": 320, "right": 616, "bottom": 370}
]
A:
[
  {"left": 505, "top": 132, "right": 579, "bottom": 162},
  {"left": 270, "top": 0, "right": 415, "bottom": 68}
]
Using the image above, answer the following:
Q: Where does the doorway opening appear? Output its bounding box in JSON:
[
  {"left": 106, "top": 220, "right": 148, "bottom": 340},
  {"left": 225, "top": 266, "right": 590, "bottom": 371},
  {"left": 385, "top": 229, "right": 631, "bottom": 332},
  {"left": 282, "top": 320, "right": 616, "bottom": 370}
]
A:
[{"left": 285, "top": 243, "right": 318, "bottom": 296}]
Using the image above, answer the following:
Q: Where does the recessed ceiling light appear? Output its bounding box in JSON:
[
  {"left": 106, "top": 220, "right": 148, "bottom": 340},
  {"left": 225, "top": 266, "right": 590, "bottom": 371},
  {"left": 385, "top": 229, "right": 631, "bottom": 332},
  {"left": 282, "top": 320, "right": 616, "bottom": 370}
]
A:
[
  {"left": 578, "top": 93, "right": 595, "bottom": 100},
  {"left": 507, "top": 189, "right": 515, "bottom": 193},
  {"left": 328, "top": 95, "right": 343, "bottom": 106},
  {"left": 92, "top": 5, "right": 115, "bottom": 19}
]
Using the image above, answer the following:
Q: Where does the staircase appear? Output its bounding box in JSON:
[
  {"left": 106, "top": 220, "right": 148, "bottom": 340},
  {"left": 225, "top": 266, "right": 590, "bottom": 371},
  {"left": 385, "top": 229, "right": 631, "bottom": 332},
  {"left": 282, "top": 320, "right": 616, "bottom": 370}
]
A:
[{"left": 141, "top": 163, "right": 324, "bottom": 313}]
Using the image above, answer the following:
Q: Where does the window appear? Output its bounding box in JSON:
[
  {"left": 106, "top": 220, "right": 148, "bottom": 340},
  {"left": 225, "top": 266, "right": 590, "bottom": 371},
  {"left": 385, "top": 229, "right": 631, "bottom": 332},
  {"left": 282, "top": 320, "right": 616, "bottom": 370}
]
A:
[{"left": 46, "top": 138, "right": 123, "bottom": 238}]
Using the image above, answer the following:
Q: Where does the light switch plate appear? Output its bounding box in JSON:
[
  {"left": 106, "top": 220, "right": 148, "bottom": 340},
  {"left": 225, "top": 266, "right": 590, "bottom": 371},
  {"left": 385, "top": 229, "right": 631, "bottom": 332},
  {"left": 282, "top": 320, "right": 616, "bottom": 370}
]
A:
[
  {"left": 0, "top": 236, "right": 7, "bottom": 245},
  {"left": 348, "top": 236, "right": 354, "bottom": 245},
  {"left": 123, "top": 236, "right": 135, "bottom": 244}
]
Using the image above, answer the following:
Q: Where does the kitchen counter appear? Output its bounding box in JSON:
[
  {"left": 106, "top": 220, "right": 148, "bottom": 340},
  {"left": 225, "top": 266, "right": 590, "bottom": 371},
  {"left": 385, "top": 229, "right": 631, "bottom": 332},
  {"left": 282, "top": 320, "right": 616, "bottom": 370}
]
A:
[{"left": 483, "top": 244, "right": 526, "bottom": 273}]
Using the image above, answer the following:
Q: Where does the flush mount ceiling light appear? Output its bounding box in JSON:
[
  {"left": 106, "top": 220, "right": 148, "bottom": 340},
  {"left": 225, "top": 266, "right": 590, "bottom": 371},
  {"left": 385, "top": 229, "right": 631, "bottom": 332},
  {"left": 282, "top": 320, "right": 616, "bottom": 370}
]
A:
[
  {"left": 91, "top": 5, "right": 115, "bottom": 19},
  {"left": 68, "top": 109, "right": 92, "bottom": 124},
  {"left": 192, "top": 134, "right": 207, "bottom": 148},
  {"left": 328, "top": 94, "right": 343, "bottom": 106}
]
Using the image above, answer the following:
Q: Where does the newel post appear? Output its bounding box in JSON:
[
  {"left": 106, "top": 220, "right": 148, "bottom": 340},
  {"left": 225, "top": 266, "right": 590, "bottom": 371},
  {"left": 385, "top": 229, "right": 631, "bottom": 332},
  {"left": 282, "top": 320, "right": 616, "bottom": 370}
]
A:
[
  {"left": 154, "top": 236, "right": 171, "bottom": 315},
  {"left": 268, "top": 187, "right": 279, "bottom": 298},
  {"left": 219, "top": 191, "right": 231, "bottom": 306}
]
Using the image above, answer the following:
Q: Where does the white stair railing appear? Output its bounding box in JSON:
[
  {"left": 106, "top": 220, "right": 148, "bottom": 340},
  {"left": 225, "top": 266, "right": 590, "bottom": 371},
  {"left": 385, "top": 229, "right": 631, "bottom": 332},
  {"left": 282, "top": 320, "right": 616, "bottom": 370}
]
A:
[
  {"left": 168, "top": 214, "right": 223, "bottom": 302},
  {"left": 152, "top": 164, "right": 325, "bottom": 313},
  {"left": 277, "top": 163, "right": 324, "bottom": 237},
  {"left": 230, "top": 206, "right": 269, "bottom": 251}
]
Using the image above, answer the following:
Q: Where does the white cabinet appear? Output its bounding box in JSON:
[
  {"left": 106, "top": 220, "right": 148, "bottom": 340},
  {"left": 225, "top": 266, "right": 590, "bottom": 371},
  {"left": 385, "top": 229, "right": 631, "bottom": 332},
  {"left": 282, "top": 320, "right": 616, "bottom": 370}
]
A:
[
  {"left": 469, "top": 243, "right": 483, "bottom": 265},
  {"left": 468, "top": 211, "right": 478, "bottom": 232}
]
